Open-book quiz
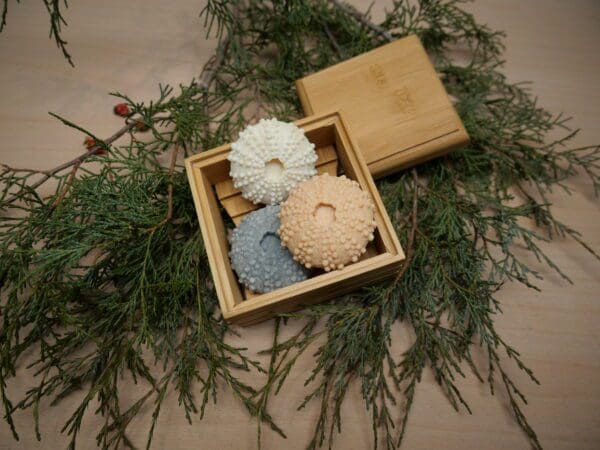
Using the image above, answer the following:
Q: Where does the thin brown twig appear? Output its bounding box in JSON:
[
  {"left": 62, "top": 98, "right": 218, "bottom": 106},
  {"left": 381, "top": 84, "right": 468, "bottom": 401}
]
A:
[
  {"left": 394, "top": 168, "right": 419, "bottom": 282},
  {"left": 251, "top": 80, "right": 263, "bottom": 124},
  {"left": 323, "top": 22, "right": 342, "bottom": 57},
  {"left": 148, "top": 145, "right": 180, "bottom": 234},
  {"left": 51, "top": 160, "right": 82, "bottom": 209},
  {"left": 0, "top": 164, "right": 49, "bottom": 175},
  {"left": 198, "top": 35, "right": 230, "bottom": 92},
  {"left": 2, "top": 35, "right": 230, "bottom": 208},
  {"left": 396, "top": 208, "right": 413, "bottom": 232},
  {"left": 3, "top": 122, "right": 135, "bottom": 205},
  {"left": 329, "top": 0, "right": 394, "bottom": 42}
]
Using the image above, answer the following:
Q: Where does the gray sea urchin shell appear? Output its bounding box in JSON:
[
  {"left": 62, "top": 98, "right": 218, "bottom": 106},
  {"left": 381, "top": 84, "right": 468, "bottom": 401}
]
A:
[
  {"left": 228, "top": 118, "right": 318, "bottom": 205},
  {"left": 229, "top": 205, "right": 310, "bottom": 293}
]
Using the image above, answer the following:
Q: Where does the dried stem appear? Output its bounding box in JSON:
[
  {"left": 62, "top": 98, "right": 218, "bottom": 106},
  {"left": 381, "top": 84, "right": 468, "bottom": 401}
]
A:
[
  {"left": 2, "top": 122, "right": 135, "bottom": 206},
  {"left": 51, "top": 159, "right": 82, "bottom": 209},
  {"left": 323, "top": 22, "right": 342, "bottom": 57},
  {"left": 251, "top": 81, "right": 263, "bottom": 124},
  {"left": 394, "top": 168, "right": 418, "bottom": 282},
  {"left": 147, "top": 145, "right": 179, "bottom": 233},
  {"left": 329, "top": 0, "right": 394, "bottom": 42}
]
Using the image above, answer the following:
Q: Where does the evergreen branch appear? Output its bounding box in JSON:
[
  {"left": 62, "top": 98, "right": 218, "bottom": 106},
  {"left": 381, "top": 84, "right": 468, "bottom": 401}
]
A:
[
  {"left": 51, "top": 159, "right": 81, "bottom": 209},
  {"left": 1, "top": 120, "right": 134, "bottom": 206},
  {"left": 0, "top": 0, "right": 9, "bottom": 33},
  {"left": 42, "top": 0, "right": 73, "bottom": 66},
  {"left": 147, "top": 145, "right": 179, "bottom": 233},
  {"left": 1, "top": 1, "right": 599, "bottom": 450},
  {"left": 0, "top": 34, "right": 230, "bottom": 209},
  {"left": 393, "top": 168, "right": 418, "bottom": 282},
  {"left": 0, "top": 0, "right": 73, "bottom": 65}
]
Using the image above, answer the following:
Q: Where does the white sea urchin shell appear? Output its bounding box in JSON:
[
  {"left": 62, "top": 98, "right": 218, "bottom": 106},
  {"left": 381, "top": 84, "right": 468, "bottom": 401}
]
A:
[{"left": 228, "top": 118, "right": 318, "bottom": 205}]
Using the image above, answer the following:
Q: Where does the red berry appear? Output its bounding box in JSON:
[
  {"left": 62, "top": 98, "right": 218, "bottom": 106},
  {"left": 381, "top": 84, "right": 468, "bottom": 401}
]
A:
[
  {"left": 135, "top": 121, "right": 149, "bottom": 132},
  {"left": 113, "top": 103, "right": 131, "bottom": 117},
  {"left": 84, "top": 136, "right": 96, "bottom": 149},
  {"left": 84, "top": 136, "right": 108, "bottom": 156}
]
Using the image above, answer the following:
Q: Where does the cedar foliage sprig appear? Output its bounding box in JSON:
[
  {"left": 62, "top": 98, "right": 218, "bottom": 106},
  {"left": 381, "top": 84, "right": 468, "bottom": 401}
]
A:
[
  {"left": 1, "top": 0, "right": 73, "bottom": 65},
  {"left": 1, "top": 1, "right": 599, "bottom": 449}
]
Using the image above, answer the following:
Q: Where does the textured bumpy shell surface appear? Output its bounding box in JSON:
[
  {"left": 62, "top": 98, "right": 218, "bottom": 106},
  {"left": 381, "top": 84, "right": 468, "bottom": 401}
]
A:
[
  {"left": 229, "top": 205, "right": 310, "bottom": 293},
  {"left": 278, "top": 174, "right": 377, "bottom": 272},
  {"left": 228, "top": 118, "right": 318, "bottom": 205}
]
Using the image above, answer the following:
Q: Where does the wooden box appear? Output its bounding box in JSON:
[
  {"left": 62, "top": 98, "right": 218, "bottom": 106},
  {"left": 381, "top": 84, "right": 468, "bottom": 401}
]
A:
[
  {"left": 296, "top": 35, "right": 469, "bottom": 177},
  {"left": 185, "top": 111, "right": 404, "bottom": 326}
]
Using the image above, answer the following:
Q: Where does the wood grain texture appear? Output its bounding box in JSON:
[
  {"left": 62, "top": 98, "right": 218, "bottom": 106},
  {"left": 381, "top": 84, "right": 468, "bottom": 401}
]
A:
[
  {"left": 186, "top": 111, "right": 404, "bottom": 325},
  {"left": 0, "top": 0, "right": 599, "bottom": 449},
  {"left": 296, "top": 35, "right": 469, "bottom": 177}
]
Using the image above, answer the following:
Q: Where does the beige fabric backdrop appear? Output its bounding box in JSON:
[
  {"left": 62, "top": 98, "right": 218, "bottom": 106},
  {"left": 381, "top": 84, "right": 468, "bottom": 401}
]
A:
[{"left": 0, "top": 1, "right": 598, "bottom": 449}]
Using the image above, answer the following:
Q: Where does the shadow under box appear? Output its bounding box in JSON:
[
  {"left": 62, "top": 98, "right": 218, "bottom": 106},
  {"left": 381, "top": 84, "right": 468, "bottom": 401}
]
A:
[{"left": 185, "top": 111, "right": 405, "bottom": 326}]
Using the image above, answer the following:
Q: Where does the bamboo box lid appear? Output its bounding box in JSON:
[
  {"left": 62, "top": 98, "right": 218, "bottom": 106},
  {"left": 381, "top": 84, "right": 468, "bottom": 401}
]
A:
[{"left": 295, "top": 35, "right": 469, "bottom": 178}]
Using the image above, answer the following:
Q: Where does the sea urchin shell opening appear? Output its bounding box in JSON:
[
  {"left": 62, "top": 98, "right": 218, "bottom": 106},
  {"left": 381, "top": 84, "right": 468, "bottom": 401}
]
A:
[
  {"left": 313, "top": 203, "right": 336, "bottom": 226},
  {"left": 259, "top": 231, "right": 280, "bottom": 252},
  {"left": 264, "top": 158, "right": 284, "bottom": 182}
]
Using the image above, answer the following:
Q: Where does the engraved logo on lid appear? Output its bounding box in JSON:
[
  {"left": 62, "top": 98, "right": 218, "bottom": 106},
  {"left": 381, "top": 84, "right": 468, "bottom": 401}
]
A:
[
  {"left": 393, "top": 87, "right": 416, "bottom": 117},
  {"left": 369, "top": 64, "right": 387, "bottom": 87}
]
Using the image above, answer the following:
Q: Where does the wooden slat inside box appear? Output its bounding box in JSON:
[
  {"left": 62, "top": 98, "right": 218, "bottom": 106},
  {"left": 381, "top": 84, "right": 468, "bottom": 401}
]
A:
[
  {"left": 185, "top": 111, "right": 404, "bottom": 326},
  {"left": 295, "top": 35, "right": 469, "bottom": 178},
  {"left": 214, "top": 145, "right": 338, "bottom": 226}
]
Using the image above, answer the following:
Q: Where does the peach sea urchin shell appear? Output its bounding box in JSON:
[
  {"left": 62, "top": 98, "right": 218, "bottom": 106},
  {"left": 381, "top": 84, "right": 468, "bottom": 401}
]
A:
[
  {"left": 228, "top": 118, "right": 318, "bottom": 205},
  {"left": 278, "top": 174, "right": 377, "bottom": 272}
]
